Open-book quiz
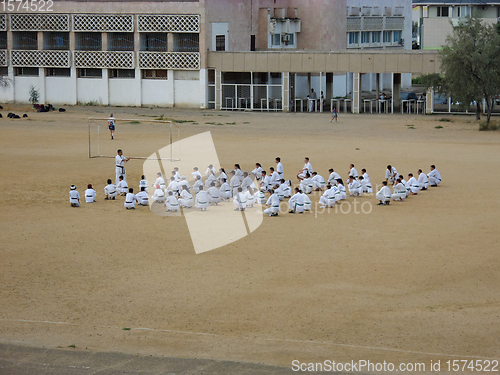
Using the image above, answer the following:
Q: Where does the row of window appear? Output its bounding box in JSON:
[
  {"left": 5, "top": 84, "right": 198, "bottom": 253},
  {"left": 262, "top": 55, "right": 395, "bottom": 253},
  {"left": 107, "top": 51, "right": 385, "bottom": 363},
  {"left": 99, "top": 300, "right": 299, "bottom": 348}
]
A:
[
  {"left": 0, "top": 31, "right": 199, "bottom": 52},
  {"left": 435, "top": 6, "right": 472, "bottom": 18},
  {"left": 270, "top": 33, "right": 295, "bottom": 47},
  {"left": 348, "top": 30, "right": 402, "bottom": 46},
  {"left": 9, "top": 67, "right": 169, "bottom": 79}
]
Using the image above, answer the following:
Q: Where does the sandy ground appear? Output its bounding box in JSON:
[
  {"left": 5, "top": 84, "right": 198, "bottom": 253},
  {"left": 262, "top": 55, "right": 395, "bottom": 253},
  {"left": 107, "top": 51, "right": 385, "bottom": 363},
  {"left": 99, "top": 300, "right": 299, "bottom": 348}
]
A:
[{"left": 0, "top": 104, "right": 499, "bottom": 373}]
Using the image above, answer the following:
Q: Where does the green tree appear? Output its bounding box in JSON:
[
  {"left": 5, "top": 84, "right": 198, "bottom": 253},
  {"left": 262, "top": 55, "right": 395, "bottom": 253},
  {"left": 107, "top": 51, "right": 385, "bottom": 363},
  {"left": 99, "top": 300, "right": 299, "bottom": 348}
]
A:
[{"left": 439, "top": 16, "right": 500, "bottom": 124}]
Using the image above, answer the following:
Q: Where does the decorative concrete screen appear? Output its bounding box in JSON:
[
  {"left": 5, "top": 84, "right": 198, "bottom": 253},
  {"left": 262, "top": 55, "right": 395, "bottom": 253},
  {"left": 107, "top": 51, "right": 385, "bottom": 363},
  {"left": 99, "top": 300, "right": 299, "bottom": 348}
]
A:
[
  {"left": 139, "top": 51, "right": 199, "bottom": 70},
  {"left": 346, "top": 17, "right": 362, "bottom": 32},
  {"left": 74, "top": 51, "right": 134, "bottom": 69},
  {"left": 363, "top": 17, "right": 383, "bottom": 31},
  {"left": 73, "top": 15, "right": 133, "bottom": 32},
  {"left": 385, "top": 17, "right": 404, "bottom": 31},
  {"left": 10, "top": 14, "right": 69, "bottom": 31},
  {"left": 138, "top": 15, "right": 200, "bottom": 33},
  {"left": 11, "top": 50, "right": 70, "bottom": 67},
  {"left": 0, "top": 15, "right": 6, "bottom": 31},
  {"left": 0, "top": 50, "right": 7, "bottom": 67}
]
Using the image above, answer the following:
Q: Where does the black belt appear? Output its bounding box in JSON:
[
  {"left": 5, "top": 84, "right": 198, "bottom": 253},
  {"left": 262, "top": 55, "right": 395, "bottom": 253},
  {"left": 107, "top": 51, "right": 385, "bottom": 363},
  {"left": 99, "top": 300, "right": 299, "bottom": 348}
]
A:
[
  {"left": 126, "top": 201, "right": 133, "bottom": 204},
  {"left": 108, "top": 190, "right": 116, "bottom": 194},
  {"left": 86, "top": 195, "right": 93, "bottom": 197}
]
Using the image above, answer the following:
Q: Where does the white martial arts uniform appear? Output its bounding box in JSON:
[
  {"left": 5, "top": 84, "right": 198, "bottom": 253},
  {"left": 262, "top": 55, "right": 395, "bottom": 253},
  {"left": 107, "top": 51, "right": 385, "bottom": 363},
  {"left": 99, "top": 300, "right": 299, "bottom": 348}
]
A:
[
  {"left": 139, "top": 179, "right": 149, "bottom": 193},
  {"left": 269, "top": 171, "right": 280, "bottom": 187},
  {"left": 152, "top": 188, "right": 165, "bottom": 203},
  {"left": 84, "top": 188, "right": 96, "bottom": 203},
  {"left": 275, "top": 185, "right": 285, "bottom": 201},
  {"left": 256, "top": 191, "right": 266, "bottom": 204},
  {"left": 117, "top": 180, "right": 128, "bottom": 194},
  {"left": 362, "top": 172, "right": 371, "bottom": 184},
  {"left": 69, "top": 190, "right": 80, "bottom": 206},
  {"left": 391, "top": 183, "right": 406, "bottom": 201},
  {"left": 104, "top": 184, "right": 117, "bottom": 198},
  {"left": 264, "top": 193, "right": 280, "bottom": 216},
  {"left": 165, "top": 195, "right": 179, "bottom": 211},
  {"left": 300, "top": 177, "right": 313, "bottom": 194},
  {"left": 348, "top": 180, "right": 362, "bottom": 196},
  {"left": 349, "top": 167, "right": 359, "bottom": 180},
  {"left": 319, "top": 186, "right": 337, "bottom": 207},
  {"left": 205, "top": 167, "right": 217, "bottom": 177},
  {"left": 219, "top": 182, "right": 231, "bottom": 200},
  {"left": 192, "top": 179, "right": 204, "bottom": 193},
  {"left": 418, "top": 173, "right": 429, "bottom": 190},
  {"left": 167, "top": 180, "right": 180, "bottom": 196},
  {"left": 245, "top": 190, "right": 256, "bottom": 207},
  {"left": 233, "top": 192, "right": 247, "bottom": 210},
  {"left": 241, "top": 176, "right": 254, "bottom": 191},
  {"left": 217, "top": 171, "right": 228, "bottom": 185},
  {"left": 204, "top": 174, "right": 217, "bottom": 188},
  {"left": 428, "top": 169, "right": 442, "bottom": 186},
  {"left": 154, "top": 176, "right": 166, "bottom": 190},
  {"left": 376, "top": 186, "right": 392, "bottom": 203},
  {"left": 191, "top": 170, "right": 202, "bottom": 180},
  {"left": 328, "top": 171, "right": 341, "bottom": 185},
  {"left": 195, "top": 190, "right": 209, "bottom": 210},
  {"left": 207, "top": 186, "right": 221, "bottom": 205},
  {"left": 303, "top": 193, "right": 311, "bottom": 211},
  {"left": 289, "top": 192, "right": 305, "bottom": 213},
  {"left": 337, "top": 184, "right": 347, "bottom": 200},
  {"left": 173, "top": 171, "right": 181, "bottom": 181},
  {"left": 178, "top": 179, "right": 191, "bottom": 193},
  {"left": 251, "top": 166, "right": 263, "bottom": 180},
  {"left": 400, "top": 179, "right": 411, "bottom": 197},
  {"left": 115, "top": 154, "right": 127, "bottom": 185},
  {"left": 260, "top": 175, "right": 271, "bottom": 192},
  {"left": 178, "top": 190, "right": 193, "bottom": 207},
  {"left": 135, "top": 191, "right": 149, "bottom": 205},
  {"left": 234, "top": 169, "right": 244, "bottom": 180},
  {"left": 124, "top": 192, "right": 136, "bottom": 209},
  {"left": 385, "top": 167, "right": 398, "bottom": 184},
  {"left": 280, "top": 183, "right": 292, "bottom": 198},
  {"left": 276, "top": 162, "right": 284, "bottom": 179},
  {"left": 230, "top": 174, "right": 242, "bottom": 197},
  {"left": 312, "top": 174, "right": 326, "bottom": 190},
  {"left": 360, "top": 179, "right": 373, "bottom": 194},
  {"left": 408, "top": 176, "right": 420, "bottom": 194},
  {"left": 298, "top": 162, "right": 313, "bottom": 179}
]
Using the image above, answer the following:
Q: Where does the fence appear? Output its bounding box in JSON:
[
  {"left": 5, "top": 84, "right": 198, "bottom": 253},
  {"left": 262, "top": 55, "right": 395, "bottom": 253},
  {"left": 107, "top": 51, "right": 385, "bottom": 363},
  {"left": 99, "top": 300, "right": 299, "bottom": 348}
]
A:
[{"left": 221, "top": 83, "right": 283, "bottom": 111}]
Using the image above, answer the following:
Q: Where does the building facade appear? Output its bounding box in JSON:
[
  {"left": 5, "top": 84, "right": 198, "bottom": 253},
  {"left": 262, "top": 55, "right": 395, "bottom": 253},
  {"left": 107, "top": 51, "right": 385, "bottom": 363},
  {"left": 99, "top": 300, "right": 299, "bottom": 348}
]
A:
[{"left": 414, "top": 0, "right": 500, "bottom": 50}]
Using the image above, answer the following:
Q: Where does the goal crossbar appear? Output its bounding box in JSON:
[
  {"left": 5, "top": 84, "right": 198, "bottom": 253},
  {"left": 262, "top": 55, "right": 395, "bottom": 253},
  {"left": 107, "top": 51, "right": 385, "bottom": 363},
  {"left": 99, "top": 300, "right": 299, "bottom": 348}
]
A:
[{"left": 88, "top": 117, "right": 181, "bottom": 161}]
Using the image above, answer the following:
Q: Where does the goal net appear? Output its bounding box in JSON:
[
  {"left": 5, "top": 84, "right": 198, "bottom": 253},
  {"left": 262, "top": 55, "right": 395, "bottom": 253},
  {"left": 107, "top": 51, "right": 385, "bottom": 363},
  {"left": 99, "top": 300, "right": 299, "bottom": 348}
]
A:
[{"left": 88, "top": 117, "right": 180, "bottom": 161}]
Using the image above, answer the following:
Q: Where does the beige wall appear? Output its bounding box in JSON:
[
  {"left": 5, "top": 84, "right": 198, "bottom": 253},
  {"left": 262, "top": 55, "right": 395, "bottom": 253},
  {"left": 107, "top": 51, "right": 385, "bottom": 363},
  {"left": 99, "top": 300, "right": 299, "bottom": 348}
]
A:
[
  {"left": 51, "top": 1, "right": 203, "bottom": 14},
  {"left": 207, "top": 51, "right": 441, "bottom": 74}
]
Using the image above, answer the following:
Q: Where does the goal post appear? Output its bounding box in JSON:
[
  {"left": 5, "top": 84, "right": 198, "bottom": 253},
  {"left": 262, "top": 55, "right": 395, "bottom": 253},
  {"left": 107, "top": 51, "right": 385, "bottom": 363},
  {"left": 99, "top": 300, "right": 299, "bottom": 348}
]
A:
[{"left": 87, "top": 117, "right": 180, "bottom": 161}]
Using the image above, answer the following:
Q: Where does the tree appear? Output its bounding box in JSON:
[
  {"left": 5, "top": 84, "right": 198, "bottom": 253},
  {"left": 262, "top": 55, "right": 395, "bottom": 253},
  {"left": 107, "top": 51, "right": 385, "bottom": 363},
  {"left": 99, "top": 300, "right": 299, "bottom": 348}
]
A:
[
  {"left": 0, "top": 76, "right": 11, "bottom": 89},
  {"left": 439, "top": 16, "right": 500, "bottom": 124},
  {"left": 29, "top": 85, "right": 39, "bottom": 106}
]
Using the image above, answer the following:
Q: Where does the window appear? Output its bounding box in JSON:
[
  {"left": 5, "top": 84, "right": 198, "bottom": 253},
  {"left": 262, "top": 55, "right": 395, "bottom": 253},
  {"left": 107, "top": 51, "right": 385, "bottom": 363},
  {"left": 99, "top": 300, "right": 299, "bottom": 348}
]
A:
[
  {"left": 271, "top": 33, "right": 281, "bottom": 46},
  {"left": 173, "top": 33, "right": 199, "bottom": 52},
  {"left": 142, "top": 69, "right": 168, "bottom": 79},
  {"left": 109, "top": 69, "right": 135, "bottom": 78},
  {"left": 75, "top": 33, "right": 102, "bottom": 51},
  {"left": 13, "top": 32, "right": 37, "bottom": 50},
  {"left": 78, "top": 68, "right": 102, "bottom": 78},
  {"left": 348, "top": 32, "right": 359, "bottom": 45},
  {"left": 108, "top": 33, "right": 134, "bottom": 51},
  {"left": 43, "top": 32, "right": 69, "bottom": 50},
  {"left": 15, "top": 67, "right": 39, "bottom": 76},
  {"left": 437, "top": 6, "right": 449, "bottom": 17},
  {"left": 0, "top": 67, "right": 8, "bottom": 76},
  {"left": 283, "top": 33, "right": 294, "bottom": 46},
  {"left": 393, "top": 30, "right": 402, "bottom": 43},
  {"left": 46, "top": 68, "right": 70, "bottom": 77},
  {"left": 372, "top": 31, "right": 381, "bottom": 43},
  {"left": 361, "top": 32, "right": 370, "bottom": 44},
  {"left": 216, "top": 35, "right": 225, "bottom": 51},
  {"left": 140, "top": 33, "right": 167, "bottom": 52},
  {"left": 383, "top": 31, "right": 392, "bottom": 43},
  {"left": 0, "top": 32, "right": 7, "bottom": 49}
]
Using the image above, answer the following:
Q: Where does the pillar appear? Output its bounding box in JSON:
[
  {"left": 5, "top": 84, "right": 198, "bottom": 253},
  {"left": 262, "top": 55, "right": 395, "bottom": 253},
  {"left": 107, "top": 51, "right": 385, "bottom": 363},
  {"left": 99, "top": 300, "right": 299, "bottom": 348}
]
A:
[
  {"left": 283, "top": 71, "right": 289, "bottom": 112},
  {"left": 352, "top": 72, "right": 360, "bottom": 114},
  {"left": 392, "top": 73, "right": 401, "bottom": 114},
  {"left": 215, "top": 70, "right": 221, "bottom": 110},
  {"left": 69, "top": 30, "right": 77, "bottom": 105},
  {"left": 426, "top": 87, "right": 433, "bottom": 114}
]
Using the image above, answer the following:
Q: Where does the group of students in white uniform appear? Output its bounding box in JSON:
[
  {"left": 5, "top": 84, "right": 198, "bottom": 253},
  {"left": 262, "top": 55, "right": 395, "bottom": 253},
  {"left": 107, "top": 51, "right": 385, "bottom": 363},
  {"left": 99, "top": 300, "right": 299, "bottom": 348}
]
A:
[{"left": 68, "top": 149, "right": 442, "bottom": 214}]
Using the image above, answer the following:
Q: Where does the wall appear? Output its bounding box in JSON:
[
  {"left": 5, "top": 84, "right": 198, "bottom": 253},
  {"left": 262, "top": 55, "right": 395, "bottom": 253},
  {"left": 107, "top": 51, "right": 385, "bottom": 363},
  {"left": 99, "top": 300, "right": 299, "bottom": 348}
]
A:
[
  {"left": 76, "top": 78, "right": 108, "bottom": 105},
  {"left": 108, "top": 79, "right": 138, "bottom": 106},
  {"left": 45, "top": 77, "right": 75, "bottom": 105},
  {"left": 13, "top": 77, "right": 39, "bottom": 103},
  {"left": 174, "top": 70, "right": 200, "bottom": 107},
  {"left": 142, "top": 79, "right": 172, "bottom": 107}
]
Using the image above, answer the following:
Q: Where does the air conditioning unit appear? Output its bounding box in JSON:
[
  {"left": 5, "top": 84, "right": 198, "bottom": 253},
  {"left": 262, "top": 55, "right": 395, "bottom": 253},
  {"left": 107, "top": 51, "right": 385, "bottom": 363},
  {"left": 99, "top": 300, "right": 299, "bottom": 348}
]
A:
[{"left": 282, "top": 34, "right": 290, "bottom": 42}]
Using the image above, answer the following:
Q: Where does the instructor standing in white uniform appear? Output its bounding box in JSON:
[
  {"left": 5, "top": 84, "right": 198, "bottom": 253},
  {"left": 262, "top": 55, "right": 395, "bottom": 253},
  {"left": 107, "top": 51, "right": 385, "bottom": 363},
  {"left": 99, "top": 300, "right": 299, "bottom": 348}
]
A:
[{"left": 115, "top": 149, "right": 130, "bottom": 186}]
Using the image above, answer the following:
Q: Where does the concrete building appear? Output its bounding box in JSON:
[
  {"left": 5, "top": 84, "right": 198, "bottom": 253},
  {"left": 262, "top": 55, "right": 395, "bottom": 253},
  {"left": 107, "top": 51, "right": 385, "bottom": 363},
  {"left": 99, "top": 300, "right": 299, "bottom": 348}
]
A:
[
  {"left": 0, "top": 0, "right": 438, "bottom": 113},
  {"left": 413, "top": 0, "right": 500, "bottom": 50}
]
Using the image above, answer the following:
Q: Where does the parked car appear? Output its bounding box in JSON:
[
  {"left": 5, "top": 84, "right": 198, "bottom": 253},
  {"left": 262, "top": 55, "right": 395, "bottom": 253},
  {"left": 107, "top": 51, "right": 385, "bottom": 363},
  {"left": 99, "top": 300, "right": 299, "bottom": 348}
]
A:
[
  {"left": 400, "top": 92, "right": 418, "bottom": 101},
  {"left": 434, "top": 94, "right": 448, "bottom": 105}
]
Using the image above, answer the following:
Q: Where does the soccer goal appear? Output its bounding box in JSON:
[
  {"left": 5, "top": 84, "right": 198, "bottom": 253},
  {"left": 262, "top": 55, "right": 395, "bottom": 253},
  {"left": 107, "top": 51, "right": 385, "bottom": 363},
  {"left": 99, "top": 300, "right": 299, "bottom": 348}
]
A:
[{"left": 88, "top": 117, "right": 181, "bottom": 161}]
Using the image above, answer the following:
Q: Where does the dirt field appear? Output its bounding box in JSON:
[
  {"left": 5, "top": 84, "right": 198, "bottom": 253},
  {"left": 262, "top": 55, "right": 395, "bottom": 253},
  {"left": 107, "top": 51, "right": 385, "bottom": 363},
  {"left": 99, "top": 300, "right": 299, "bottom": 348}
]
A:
[{"left": 0, "top": 104, "right": 499, "bottom": 373}]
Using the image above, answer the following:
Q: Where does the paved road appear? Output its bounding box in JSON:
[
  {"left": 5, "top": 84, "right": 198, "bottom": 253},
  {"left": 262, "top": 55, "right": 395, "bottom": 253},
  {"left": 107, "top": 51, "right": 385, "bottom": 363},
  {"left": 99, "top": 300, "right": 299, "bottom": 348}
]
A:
[{"left": 0, "top": 343, "right": 343, "bottom": 374}]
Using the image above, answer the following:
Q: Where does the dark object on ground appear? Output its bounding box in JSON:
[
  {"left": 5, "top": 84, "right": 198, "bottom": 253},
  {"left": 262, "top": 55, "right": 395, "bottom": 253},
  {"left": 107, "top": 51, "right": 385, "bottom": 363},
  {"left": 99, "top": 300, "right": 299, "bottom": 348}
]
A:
[
  {"left": 13, "top": 115, "right": 20, "bottom": 119},
  {"left": 0, "top": 105, "right": 3, "bottom": 110},
  {"left": 33, "top": 104, "right": 54, "bottom": 112},
  {"left": 23, "top": 114, "right": 28, "bottom": 118},
  {"left": 7, "top": 113, "right": 14, "bottom": 118},
  {"left": 0, "top": 113, "right": 2, "bottom": 118},
  {"left": 59, "top": 108, "right": 66, "bottom": 112}
]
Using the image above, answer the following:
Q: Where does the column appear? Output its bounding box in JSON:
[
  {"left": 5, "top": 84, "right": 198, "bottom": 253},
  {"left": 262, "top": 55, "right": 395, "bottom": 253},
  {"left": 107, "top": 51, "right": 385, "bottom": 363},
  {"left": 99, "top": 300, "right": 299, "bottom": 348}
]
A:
[
  {"left": 38, "top": 31, "right": 45, "bottom": 104},
  {"left": 102, "top": 68, "right": 109, "bottom": 105},
  {"left": 133, "top": 26, "right": 141, "bottom": 106},
  {"left": 283, "top": 71, "right": 289, "bottom": 112},
  {"left": 215, "top": 70, "right": 221, "bottom": 110},
  {"left": 69, "top": 30, "right": 77, "bottom": 105},
  {"left": 352, "top": 72, "right": 360, "bottom": 114},
  {"left": 6, "top": 20, "right": 14, "bottom": 102},
  {"left": 167, "top": 69, "right": 175, "bottom": 107},
  {"left": 319, "top": 72, "right": 323, "bottom": 112},
  {"left": 426, "top": 87, "right": 433, "bottom": 114},
  {"left": 392, "top": 73, "right": 401, "bottom": 114}
]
